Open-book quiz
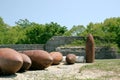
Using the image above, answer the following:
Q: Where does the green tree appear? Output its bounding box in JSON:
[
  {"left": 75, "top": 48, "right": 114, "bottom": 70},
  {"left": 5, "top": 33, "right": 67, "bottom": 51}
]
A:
[
  {"left": 64, "top": 25, "right": 85, "bottom": 36},
  {"left": 45, "top": 22, "right": 67, "bottom": 36},
  {"left": 5, "top": 26, "right": 25, "bottom": 44},
  {"left": 0, "top": 17, "right": 9, "bottom": 44},
  {"left": 15, "top": 19, "right": 32, "bottom": 28},
  {"left": 81, "top": 17, "right": 120, "bottom": 47},
  {"left": 103, "top": 17, "right": 120, "bottom": 46},
  {"left": 19, "top": 22, "right": 67, "bottom": 44},
  {"left": 17, "top": 23, "right": 44, "bottom": 44}
]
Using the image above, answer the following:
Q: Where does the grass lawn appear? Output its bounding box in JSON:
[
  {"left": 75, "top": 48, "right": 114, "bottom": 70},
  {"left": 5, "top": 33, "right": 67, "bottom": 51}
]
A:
[{"left": 79, "top": 59, "right": 120, "bottom": 80}]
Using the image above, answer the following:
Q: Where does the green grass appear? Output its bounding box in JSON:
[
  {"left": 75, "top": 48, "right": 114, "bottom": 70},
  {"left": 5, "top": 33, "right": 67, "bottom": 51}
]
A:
[
  {"left": 80, "top": 59, "right": 120, "bottom": 73},
  {"left": 79, "top": 59, "right": 120, "bottom": 80}
]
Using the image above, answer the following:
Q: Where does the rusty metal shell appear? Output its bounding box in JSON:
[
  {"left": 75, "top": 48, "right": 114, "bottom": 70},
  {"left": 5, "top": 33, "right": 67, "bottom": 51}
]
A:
[
  {"left": 0, "top": 48, "right": 23, "bottom": 75},
  {"left": 86, "top": 34, "right": 95, "bottom": 63},
  {"left": 50, "top": 52, "right": 63, "bottom": 65},
  {"left": 66, "top": 54, "right": 76, "bottom": 64},
  {"left": 22, "top": 50, "right": 53, "bottom": 70},
  {"left": 18, "top": 53, "right": 32, "bottom": 72}
]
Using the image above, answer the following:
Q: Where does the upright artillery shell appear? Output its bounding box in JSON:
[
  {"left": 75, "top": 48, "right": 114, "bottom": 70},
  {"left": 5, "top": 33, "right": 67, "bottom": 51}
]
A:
[{"left": 86, "top": 34, "right": 95, "bottom": 63}]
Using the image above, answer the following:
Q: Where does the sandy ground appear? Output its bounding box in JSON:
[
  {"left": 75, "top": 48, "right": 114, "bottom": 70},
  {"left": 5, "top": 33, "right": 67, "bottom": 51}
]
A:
[
  {"left": 0, "top": 62, "right": 119, "bottom": 80},
  {"left": 0, "top": 62, "right": 86, "bottom": 80}
]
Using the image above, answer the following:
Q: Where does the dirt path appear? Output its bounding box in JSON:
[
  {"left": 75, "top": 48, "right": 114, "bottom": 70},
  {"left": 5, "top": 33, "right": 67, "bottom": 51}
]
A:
[
  {"left": 0, "top": 62, "right": 87, "bottom": 80},
  {"left": 0, "top": 62, "right": 118, "bottom": 80}
]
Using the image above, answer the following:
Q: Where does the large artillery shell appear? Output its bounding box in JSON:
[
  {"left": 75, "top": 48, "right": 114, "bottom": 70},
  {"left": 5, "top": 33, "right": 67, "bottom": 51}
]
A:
[
  {"left": 22, "top": 50, "right": 53, "bottom": 70},
  {"left": 0, "top": 48, "right": 23, "bottom": 75},
  {"left": 66, "top": 54, "right": 76, "bottom": 64},
  {"left": 50, "top": 52, "right": 63, "bottom": 65},
  {"left": 18, "top": 53, "right": 32, "bottom": 72},
  {"left": 86, "top": 34, "right": 95, "bottom": 63}
]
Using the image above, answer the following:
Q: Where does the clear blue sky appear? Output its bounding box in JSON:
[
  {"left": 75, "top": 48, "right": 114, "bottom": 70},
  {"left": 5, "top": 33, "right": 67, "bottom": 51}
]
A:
[{"left": 0, "top": 0, "right": 120, "bottom": 29}]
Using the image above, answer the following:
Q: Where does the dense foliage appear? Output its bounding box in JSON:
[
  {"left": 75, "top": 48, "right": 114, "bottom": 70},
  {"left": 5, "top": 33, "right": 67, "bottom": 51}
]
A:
[
  {"left": 64, "top": 17, "right": 120, "bottom": 49},
  {"left": 0, "top": 17, "right": 67, "bottom": 44},
  {"left": 0, "top": 17, "right": 120, "bottom": 49}
]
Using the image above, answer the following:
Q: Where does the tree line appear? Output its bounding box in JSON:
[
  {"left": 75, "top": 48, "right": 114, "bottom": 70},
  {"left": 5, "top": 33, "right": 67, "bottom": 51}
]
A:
[
  {"left": 0, "top": 18, "right": 67, "bottom": 44},
  {"left": 64, "top": 17, "right": 120, "bottom": 48},
  {"left": 0, "top": 17, "right": 120, "bottom": 48}
]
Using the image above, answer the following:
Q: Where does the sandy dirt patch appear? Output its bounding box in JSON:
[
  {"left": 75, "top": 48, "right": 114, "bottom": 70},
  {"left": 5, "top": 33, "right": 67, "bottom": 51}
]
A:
[{"left": 0, "top": 62, "right": 119, "bottom": 80}]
